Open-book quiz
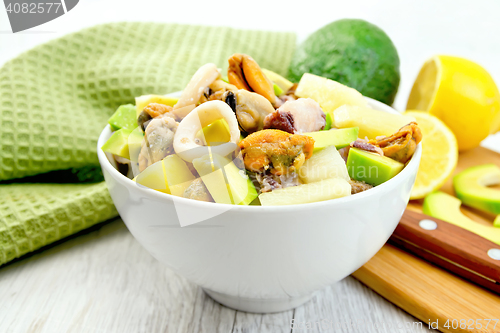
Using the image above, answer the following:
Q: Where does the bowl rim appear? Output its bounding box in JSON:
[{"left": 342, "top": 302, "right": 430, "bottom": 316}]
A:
[{"left": 97, "top": 96, "right": 421, "bottom": 212}]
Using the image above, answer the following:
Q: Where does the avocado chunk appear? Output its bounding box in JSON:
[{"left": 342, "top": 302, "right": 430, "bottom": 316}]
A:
[
  {"left": 423, "top": 191, "right": 500, "bottom": 246},
  {"left": 135, "top": 154, "right": 195, "bottom": 195},
  {"left": 192, "top": 154, "right": 258, "bottom": 205},
  {"left": 127, "top": 127, "right": 145, "bottom": 162},
  {"left": 108, "top": 104, "right": 138, "bottom": 131},
  {"left": 273, "top": 83, "right": 284, "bottom": 96},
  {"left": 323, "top": 112, "right": 333, "bottom": 131},
  {"left": 259, "top": 177, "right": 351, "bottom": 206},
  {"left": 303, "top": 127, "right": 358, "bottom": 151},
  {"left": 101, "top": 127, "right": 144, "bottom": 160},
  {"left": 453, "top": 164, "right": 500, "bottom": 215},
  {"left": 135, "top": 94, "right": 179, "bottom": 117},
  {"left": 347, "top": 148, "right": 404, "bottom": 186},
  {"left": 196, "top": 119, "right": 231, "bottom": 146},
  {"left": 101, "top": 129, "right": 133, "bottom": 159},
  {"left": 299, "top": 146, "right": 349, "bottom": 184}
]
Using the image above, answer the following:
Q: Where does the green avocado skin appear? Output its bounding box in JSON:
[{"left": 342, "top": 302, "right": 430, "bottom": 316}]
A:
[{"left": 288, "top": 19, "right": 400, "bottom": 105}]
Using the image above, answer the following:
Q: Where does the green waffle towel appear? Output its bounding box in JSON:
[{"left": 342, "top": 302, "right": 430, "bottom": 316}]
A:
[{"left": 0, "top": 22, "right": 296, "bottom": 266}]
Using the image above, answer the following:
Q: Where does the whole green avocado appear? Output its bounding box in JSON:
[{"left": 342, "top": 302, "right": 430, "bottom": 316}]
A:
[{"left": 288, "top": 19, "right": 400, "bottom": 105}]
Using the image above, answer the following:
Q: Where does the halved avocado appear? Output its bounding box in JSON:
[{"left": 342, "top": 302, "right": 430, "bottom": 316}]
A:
[{"left": 453, "top": 164, "right": 500, "bottom": 214}]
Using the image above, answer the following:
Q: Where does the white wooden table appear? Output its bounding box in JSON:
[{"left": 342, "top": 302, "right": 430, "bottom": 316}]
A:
[{"left": 0, "top": 218, "right": 431, "bottom": 333}]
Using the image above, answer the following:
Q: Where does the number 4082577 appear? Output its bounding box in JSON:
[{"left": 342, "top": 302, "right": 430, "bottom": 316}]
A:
[
  {"left": 5, "top": 2, "right": 62, "bottom": 14},
  {"left": 443, "top": 319, "right": 498, "bottom": 330}
]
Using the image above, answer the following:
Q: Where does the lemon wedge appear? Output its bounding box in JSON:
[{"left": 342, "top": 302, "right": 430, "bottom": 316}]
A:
[{"left": 405, "top": 111, "right": 458, "bottom": 199}]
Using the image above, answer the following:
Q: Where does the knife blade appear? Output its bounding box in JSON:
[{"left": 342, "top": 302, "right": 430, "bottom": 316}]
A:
[{"left": 390, "top": 209, "right": 500, "bottom": 294}]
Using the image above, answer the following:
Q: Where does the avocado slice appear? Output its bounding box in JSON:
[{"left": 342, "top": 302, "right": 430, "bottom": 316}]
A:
[
  {"left": 453, "top": 164, "right": 500, "bottom": 215},
  {"left": 192, "top": 154, "right": 258, "bottom": 205},
  {"left": 347, "top": 148, "right": 404, "bottom": 186},
  {"left": 101, "top": 129, "right": 133, "bottom": 159},
  {"left": 423, "top": 191, "right": 500, "bottom": 246},
  {"left": 108, "top": 104, "right": 138, "bottom": 131},
  {"left": 304, "top": 127, "right": 358, "bottom": 151},
  {"left": 135, "top": 154, "right": 195, "bottom": 195},
  {"left": 135, "top": 94, "right": 179, "bottom": 117}
]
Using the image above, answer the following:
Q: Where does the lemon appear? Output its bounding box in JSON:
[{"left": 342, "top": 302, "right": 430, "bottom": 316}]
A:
[
  {"left": 295, "top": 73, "right": 368, "bottom": 115},
  {"left": 407, "top": 55, "right": 500, "bottom": 151},
  {"left": 405, "top": 111, "right": 458, "bottom": 200}
]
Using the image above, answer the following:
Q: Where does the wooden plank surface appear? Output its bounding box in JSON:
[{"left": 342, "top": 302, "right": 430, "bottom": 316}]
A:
[
  {"left": 352, "top": 146, "right": 500, "bottom": 333},
  {"left": 0, "top": 219, "right": 431, "bottom": 333}
]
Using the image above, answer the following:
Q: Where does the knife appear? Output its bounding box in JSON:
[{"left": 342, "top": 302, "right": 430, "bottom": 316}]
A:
[{"left": 390, "top": 209, "right": 500, "bottom": 294}]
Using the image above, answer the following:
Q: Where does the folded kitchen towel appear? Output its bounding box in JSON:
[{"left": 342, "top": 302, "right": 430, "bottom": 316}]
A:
[{"left": 0, "top": 22, "right": 296, "bottom": 266}]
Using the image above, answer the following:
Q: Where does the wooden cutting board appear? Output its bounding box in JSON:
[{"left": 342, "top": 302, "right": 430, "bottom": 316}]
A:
[{"left": 352, "top": 147, "right": 500, "bottom": 333}]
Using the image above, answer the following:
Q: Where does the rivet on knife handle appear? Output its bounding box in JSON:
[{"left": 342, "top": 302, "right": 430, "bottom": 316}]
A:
[{"left": 390, "top": 209, "right": 500, "bottom": 294}]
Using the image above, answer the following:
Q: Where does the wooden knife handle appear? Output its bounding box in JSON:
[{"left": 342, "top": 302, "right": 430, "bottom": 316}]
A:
[{"left": 390, "top": 209, "right": 500, "bottom": 294}]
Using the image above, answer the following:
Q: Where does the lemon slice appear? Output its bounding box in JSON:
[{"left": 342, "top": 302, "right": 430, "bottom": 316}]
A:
[
  {"left": 405, "top": 111, "right": 458, "bottom": 200},
  {"left": 295, "top": 73, "right": 368, "bottom": 115},
  {"left": 406, "top": 55, "right": 500, "bottom": 151}
]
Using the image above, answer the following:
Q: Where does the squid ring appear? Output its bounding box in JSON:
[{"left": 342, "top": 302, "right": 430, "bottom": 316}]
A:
[
  {"left": 173, "top": 100, "right": 240, "bottom": 162},
  {"left": 174, "top": 63, "right": 220, "bottom": 111}
]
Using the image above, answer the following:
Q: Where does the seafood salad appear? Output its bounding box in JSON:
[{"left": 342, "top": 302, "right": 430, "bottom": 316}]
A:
[{"left": 102, "top": 53, "right": 422, "bottom": 206}]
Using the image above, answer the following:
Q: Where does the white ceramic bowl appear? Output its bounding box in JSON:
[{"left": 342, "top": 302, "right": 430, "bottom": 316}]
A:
[{"left": 97, "top": 97, "right": 421, "bottom": 313}]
